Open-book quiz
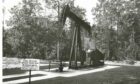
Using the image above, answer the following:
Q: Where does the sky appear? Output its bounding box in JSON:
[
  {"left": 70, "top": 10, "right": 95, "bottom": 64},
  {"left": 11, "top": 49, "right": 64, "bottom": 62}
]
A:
[
  {"left": 75, "top": 0, "right": 98, "bottom": 25},
  {"left": 3, "top": 0, "right": 98, "bottom": 26}
]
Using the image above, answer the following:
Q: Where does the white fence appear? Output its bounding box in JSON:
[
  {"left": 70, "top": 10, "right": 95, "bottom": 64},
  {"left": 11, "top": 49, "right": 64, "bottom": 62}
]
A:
[{"left": 3, "top": 57, "right": 41, "bottom": 69}]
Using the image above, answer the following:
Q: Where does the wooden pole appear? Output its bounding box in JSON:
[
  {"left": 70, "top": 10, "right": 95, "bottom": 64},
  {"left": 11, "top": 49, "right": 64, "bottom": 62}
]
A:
[
  {"left": 57, "top": 0, "right": 60, "bottom": 61},
  {"left": 29, "top": 70, "right": 31, "bottom": 84},
  {"left": 77, "top": 24, "right": 83, "bottom": 66},
  {"left": 69, "top": 27, "right": 77, "bottom": 68},
  {"left": 75, "top": 26, "right": 78, "bottom": 68},
  {"left": 49, "top": 60, "right": 51, "bottom": 71}
]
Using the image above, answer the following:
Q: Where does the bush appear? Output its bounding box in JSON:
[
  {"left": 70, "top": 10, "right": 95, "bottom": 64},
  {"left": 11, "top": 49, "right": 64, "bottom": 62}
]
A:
[{"left": 125, "top": 60, "right": 136, "bottom": 65}]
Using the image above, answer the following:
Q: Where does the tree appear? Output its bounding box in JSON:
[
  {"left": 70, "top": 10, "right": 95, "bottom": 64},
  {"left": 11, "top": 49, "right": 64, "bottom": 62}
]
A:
[
  {"left": 3, "top": 30, "right": 14, "bottom": 57},
  {"left": 5, "top": 0, "right": 51, "bottom": 59},
  {"left": 92, "top": 0, "right": 140, "bottom": 60}
]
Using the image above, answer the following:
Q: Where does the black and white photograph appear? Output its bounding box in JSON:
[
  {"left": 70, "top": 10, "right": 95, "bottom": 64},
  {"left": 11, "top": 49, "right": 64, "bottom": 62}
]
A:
[{"left": 1, "top": 0, "right": 140, "bottom": 84}]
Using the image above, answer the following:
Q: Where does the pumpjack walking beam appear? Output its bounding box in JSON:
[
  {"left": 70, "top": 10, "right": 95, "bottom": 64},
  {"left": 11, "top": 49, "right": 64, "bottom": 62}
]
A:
[{"left": 61, "top": 5, "right": 91, "bottom": 35}]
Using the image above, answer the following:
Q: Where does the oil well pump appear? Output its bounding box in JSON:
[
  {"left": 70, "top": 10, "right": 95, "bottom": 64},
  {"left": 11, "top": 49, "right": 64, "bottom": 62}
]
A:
[{"left": 59, "top": 5, "right": 104, "bottom": 69}]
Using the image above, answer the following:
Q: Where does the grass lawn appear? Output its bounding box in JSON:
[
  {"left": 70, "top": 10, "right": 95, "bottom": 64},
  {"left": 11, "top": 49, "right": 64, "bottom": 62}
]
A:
[
  {"left": 22, "top": 66, "right": 140, "bottom": 84},
  {"left": 3, "top": 64, "right": 60, "bottom": 76},
  {"left": 3, "top": 68, "right": 27, "bottom": 76},
  {"left": 3, "top": 74, "right": 44, "bottom": 82}
]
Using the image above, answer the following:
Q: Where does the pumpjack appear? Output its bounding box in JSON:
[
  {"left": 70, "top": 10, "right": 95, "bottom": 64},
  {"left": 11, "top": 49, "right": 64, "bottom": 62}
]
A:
[
  {"left": 59, "top": 5, "right": 91, "bottom": 69},
  {"left": 59, "top": 5, "right": 104, "bottom": 69}
]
